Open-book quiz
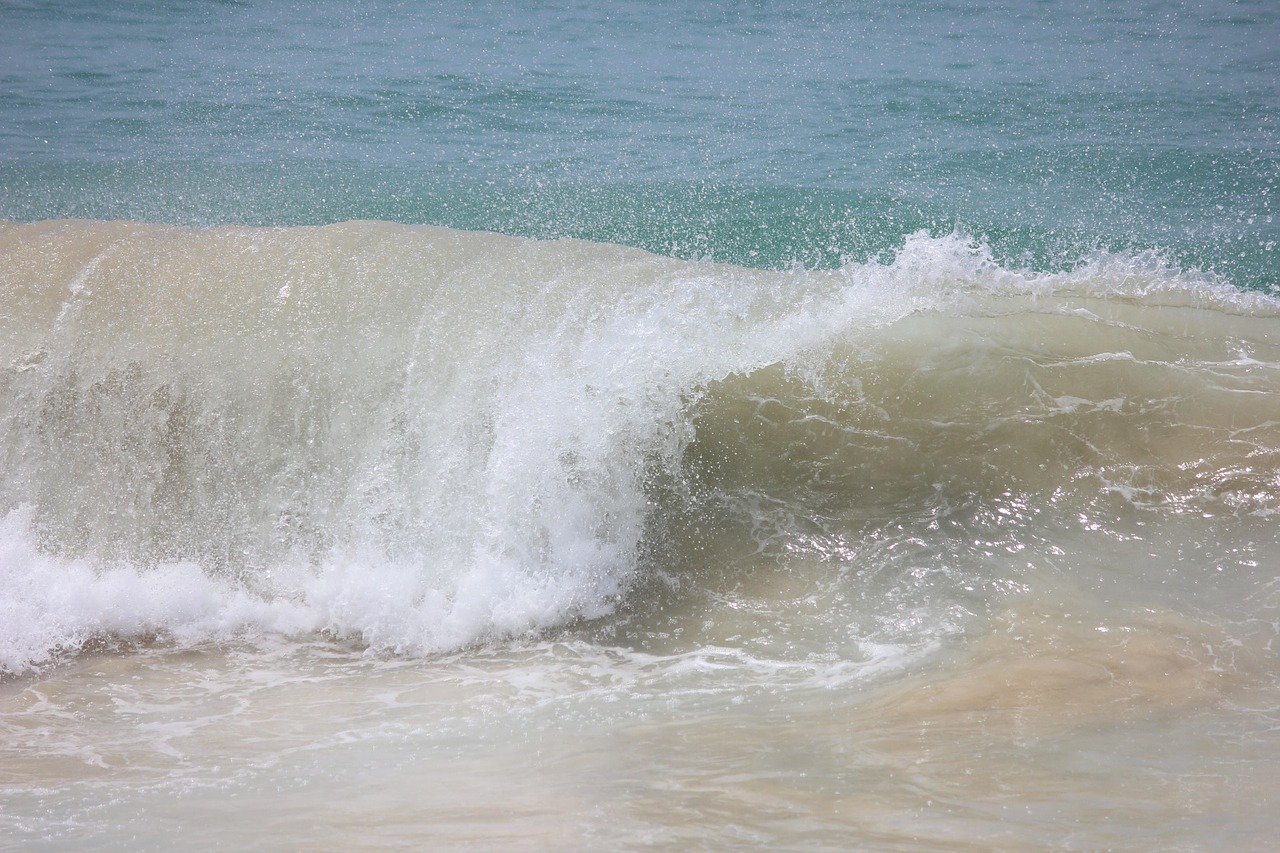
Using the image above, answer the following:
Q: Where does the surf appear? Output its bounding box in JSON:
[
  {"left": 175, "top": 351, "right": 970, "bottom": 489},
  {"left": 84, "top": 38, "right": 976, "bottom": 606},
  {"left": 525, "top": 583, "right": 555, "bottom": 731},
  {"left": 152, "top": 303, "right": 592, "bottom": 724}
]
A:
[{"left": 1, "top": 218, "right": 1277, "bottom": 676}]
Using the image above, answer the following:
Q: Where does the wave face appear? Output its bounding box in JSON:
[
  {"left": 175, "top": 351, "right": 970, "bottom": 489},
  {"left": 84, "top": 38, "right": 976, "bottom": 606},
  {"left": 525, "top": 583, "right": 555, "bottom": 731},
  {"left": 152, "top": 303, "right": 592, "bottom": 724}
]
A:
[{"left": 2, "top": 219, "right": 1278, "bottom": 673}]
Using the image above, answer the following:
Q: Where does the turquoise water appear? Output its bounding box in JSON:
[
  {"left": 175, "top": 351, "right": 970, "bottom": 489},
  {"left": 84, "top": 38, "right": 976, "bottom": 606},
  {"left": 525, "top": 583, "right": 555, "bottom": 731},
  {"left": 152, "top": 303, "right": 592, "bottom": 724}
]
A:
[
  {"left": 3, "top": 3, "right": 1280, "bottom": 850},
  {"left": 3, "top": 0, "right": 1277, "bottom": 282}
]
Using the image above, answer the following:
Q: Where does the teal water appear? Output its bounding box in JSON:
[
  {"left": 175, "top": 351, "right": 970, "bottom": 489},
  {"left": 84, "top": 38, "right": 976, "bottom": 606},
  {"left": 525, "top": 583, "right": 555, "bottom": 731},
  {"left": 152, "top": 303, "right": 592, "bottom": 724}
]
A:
[
  {"left": 2, "top": 0, "right": 1277, "bottom": 283},
  {"left": 4, "top": 3, "right": 1280, "bottom": 850}
]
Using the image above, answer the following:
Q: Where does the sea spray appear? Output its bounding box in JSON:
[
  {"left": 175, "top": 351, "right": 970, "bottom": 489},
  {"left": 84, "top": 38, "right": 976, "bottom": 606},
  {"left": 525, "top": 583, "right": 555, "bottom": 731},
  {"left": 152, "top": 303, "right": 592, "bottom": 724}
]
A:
[{"left": 2, "top": 220, "right": 1278, "bottom": 675}]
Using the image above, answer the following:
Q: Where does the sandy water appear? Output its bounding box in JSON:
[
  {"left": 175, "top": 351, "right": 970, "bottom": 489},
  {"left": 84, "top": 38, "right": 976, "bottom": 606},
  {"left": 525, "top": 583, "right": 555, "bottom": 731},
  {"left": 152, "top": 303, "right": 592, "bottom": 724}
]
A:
[
  {"left": 3, "top": 1, "right": 1279, "bottom": 846},
  {"left": 5, "top": 591, "right": 1279, "bottom": 851}
]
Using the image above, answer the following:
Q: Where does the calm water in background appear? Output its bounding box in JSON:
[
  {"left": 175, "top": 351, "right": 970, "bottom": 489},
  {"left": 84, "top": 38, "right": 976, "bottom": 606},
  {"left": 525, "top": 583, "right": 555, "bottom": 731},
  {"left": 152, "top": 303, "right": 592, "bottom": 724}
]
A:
[
  {"left": 2, "top": 2, "right": 1280, "bottom": 850},
  {"left": 2, "top": 0, "right": 1277, "bottom": 281}
]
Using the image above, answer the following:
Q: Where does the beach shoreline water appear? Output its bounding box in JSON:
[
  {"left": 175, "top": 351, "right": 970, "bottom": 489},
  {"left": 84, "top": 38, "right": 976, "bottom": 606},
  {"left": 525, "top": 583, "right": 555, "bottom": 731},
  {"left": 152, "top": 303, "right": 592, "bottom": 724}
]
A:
[{"left": 3, "top": 1, "right": 1278, "bottom": 847}]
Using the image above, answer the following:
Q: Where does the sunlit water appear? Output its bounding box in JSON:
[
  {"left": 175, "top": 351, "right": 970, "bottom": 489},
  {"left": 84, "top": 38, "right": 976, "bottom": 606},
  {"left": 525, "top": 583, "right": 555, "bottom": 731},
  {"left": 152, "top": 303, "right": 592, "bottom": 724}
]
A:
[
  {"left": 2, "top": 1, "right": 1279, "bottom": 850},
  {"left": 5, "top": 596, "right": 1279, "bottom": 850}
]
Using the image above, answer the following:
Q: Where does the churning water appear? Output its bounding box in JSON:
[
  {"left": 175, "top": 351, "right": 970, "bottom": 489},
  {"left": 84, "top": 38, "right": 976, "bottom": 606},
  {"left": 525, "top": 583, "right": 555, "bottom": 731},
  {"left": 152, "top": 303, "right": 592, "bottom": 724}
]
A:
[{"left": 2, "top": 2, "right": 1278, "bottom": 849}]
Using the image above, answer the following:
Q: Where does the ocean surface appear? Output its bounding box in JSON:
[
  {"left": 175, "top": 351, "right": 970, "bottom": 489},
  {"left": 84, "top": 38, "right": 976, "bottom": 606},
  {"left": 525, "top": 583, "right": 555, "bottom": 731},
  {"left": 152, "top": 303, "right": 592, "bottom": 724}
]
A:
[{"left": 2, "top": 1, "right": 1279, "bottom": 849}]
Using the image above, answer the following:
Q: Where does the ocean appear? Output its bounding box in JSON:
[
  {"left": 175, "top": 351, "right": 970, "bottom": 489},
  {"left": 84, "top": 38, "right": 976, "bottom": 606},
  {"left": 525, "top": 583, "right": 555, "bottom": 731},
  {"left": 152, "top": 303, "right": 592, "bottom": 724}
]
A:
[{"left": 1, "top": 1, "right": 1278, "bottom": 849}]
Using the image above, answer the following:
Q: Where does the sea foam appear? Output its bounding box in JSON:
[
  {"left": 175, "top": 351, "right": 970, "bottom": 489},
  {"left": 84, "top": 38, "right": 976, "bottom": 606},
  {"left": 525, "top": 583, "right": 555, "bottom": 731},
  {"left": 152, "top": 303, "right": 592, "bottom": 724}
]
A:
[{"left": 2, "top": 220, "right": 1277, "bottom": 674}]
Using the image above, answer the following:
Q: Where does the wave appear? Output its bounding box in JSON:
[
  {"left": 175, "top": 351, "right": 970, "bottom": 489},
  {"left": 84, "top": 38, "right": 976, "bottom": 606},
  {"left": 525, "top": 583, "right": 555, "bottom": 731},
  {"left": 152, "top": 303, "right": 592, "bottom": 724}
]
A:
[{"left": 2, "top": 219, "right": 1278, "bottom": 674}]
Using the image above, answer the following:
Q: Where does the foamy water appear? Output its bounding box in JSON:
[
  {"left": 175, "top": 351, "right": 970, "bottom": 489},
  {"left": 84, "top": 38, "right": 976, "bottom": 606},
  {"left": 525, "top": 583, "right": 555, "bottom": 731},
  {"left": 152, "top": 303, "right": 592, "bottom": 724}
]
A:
[
  {"left": 3, "top": 1, "right": 1278, "bottom": 844},
  {"left": 2, "top": 220, "right": 1278, "bottom": 848}
]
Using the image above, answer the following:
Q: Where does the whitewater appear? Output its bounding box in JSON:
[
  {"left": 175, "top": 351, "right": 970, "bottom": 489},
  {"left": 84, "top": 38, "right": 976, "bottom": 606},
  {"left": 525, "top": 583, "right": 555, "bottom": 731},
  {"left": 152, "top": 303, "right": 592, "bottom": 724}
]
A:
[
  {"left": 4, "top": 217, "right": 1274, "bottom": 668},
  {"left": 2, "top": 218, "right": 1278, "bottom": 849},
  {"left": 3, "top": 0, "right": 1280, "bottom": 847}
]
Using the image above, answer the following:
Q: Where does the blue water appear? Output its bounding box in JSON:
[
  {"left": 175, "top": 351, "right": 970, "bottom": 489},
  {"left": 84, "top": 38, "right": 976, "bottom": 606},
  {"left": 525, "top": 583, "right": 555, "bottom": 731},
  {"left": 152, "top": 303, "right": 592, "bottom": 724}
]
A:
[
  {"left": 2, "top": 0, "right": 1277, "bottom": 283},
  {"left": 5, "top": 4, "right": 1280, "bottom": 849}
]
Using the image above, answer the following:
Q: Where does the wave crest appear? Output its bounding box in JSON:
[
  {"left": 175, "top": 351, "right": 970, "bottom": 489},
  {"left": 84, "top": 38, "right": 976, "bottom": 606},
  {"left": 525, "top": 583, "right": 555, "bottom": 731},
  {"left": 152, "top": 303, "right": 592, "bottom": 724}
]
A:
[{"left": 2, "top": 220, "right": 1277, "bottom": 673}]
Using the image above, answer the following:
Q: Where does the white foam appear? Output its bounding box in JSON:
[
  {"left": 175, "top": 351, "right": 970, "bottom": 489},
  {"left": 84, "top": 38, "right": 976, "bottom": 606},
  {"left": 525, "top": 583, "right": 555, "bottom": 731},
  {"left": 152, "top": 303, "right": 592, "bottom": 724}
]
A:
[
  {"left": 2, "top": 221, "right": 1277, "bottom": 675},
  {"left": 0, "top": 506, "right": 316, "bottom": 674}
]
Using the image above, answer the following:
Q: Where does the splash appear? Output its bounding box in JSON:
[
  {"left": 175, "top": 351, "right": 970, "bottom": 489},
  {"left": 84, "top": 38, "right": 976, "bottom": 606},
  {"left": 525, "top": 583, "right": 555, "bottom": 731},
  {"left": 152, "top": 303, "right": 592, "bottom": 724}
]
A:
[{"left": 2, "top": 220, "right": 1277, "bottom": 674}]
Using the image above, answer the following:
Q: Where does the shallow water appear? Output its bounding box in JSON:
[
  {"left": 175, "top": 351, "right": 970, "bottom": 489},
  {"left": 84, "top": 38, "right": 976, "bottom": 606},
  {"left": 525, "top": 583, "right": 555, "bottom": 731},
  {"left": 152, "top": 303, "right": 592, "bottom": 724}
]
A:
[
  {"left": 5, "top": 597, "right": 1279, "bottom": 851},
  {"left": 2, "top": 217, "right": 1279, "bottom": 850},
  {"left": 3, "top": 1, "right": 1279, "bottom": 849}
]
